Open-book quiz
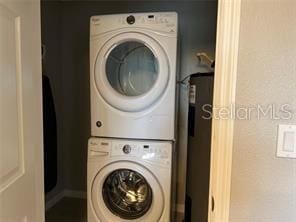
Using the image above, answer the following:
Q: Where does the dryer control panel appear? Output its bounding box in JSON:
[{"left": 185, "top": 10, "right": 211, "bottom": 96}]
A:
[{"left": 90, "top": 12, "right": 178, "bottom": 37}]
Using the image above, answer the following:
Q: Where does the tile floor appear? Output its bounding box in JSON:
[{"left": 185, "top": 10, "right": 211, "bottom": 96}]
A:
[{"left": 45, "top": 197, "right": 184, "bottom": 222}]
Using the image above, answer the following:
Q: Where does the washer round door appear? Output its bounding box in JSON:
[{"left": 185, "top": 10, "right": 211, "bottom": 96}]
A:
[
  {"left": 94, "top": 32, "right": 169, "bottom": 112},
  {"left": 91, "top": 162, "right": 164, "bottom": 221}
]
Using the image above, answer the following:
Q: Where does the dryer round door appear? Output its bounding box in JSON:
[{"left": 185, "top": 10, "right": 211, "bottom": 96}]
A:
[
  {"left": 94, "top": 32, "right": 169, "bottom": 112},
  {"left": 91, "top": 161, "right": 164, "bottom": 221}
]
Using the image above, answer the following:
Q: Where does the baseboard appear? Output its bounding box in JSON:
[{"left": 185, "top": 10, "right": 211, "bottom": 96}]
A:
[
  {"left": 64, "top": 189, "right": 87, "bottom": 199},
  {"left": 45, "top": 190, "right": 65, "bottom": 211},
  {"left": 176, "top": 204, "right": 185, "bottom": 213},
  {"left": 45, "top": 189, "right": 87, "bottom": 211}
]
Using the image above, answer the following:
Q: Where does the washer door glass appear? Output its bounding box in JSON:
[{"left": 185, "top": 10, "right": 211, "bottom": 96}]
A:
[
  {"left": 102, "top": 169, "right": 153, "bottom": 219},
  {"left": 106, "top": 41, "right": 159, "bottom": 97}
]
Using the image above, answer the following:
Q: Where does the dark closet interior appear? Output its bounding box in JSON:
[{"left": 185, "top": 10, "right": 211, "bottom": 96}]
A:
[{"left": 41, "top": 1, "right": 217, "bottom": 221}]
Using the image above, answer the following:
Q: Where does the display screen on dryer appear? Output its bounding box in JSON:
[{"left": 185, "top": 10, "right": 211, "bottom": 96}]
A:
[
  {"left": 102, "top": 168, "right": 153, "bottom": 219},
  {"left": 106, "top": 41, "right": 159, "bottom": 97}
]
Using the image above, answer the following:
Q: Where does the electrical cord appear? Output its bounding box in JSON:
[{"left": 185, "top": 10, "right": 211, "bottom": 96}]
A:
[
  {"left": 177, "top": 72, "right": 215, "bottom": 85},
  {"left": 177, "top": 74, "right": 192, "bottom": 85}
]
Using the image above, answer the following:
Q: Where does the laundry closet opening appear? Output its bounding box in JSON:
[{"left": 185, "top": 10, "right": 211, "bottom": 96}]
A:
[{"left": 41, "top": 1, "right": 217, "bottom": 222}]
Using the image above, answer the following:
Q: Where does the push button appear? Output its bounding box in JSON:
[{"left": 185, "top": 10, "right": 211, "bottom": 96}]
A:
[{"left": 96, "top": 121, "right": 102, "bottom": 127}]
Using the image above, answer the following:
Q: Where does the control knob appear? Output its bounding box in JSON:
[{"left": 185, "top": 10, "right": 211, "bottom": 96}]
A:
[
  {"left": 122, "top": 144, "right": 131, "bottom": 154},
  {"left": 126, "top": 15, "right": 135, "bottom": 25}
]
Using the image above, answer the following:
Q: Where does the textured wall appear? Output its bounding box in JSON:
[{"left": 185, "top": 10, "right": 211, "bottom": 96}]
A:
[{"left": 230, "top": 0, "right": 296, "bottom": 221}]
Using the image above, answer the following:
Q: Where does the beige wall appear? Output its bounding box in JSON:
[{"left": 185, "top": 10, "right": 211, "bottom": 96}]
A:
[{"left": 230, "top": 0, "right": 296, "bottom": 221}]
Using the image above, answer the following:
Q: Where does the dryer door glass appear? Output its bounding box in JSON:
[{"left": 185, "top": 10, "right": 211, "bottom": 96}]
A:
[
  {"left": 106, "top": 41, "right": 159, "bottom": 97},
  {"left": 102, "top": 169, "right": 153, "bottom": 219}
]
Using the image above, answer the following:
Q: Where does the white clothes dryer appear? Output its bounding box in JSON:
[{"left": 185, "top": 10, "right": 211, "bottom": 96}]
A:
[
  {"left": 87, "top": 137, "right": 173, "bottom": 222},
  {"left": 90, "top": 12, "right": 178, "bottom": 140}
]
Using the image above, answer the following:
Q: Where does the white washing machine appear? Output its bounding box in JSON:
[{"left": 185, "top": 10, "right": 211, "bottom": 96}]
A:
[
  {"left": 90, "top": 12, "right": 178, "bottom": 140},
  {"left": 87, "top": 137, "right": 173, "bottom": 222}
]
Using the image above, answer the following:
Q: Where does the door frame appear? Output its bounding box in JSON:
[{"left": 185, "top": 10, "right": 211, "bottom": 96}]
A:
[{"left": 208, "top": 0, "right": 242, "bottom": 221}]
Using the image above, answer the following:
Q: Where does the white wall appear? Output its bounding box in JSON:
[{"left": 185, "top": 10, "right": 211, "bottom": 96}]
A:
[
  {"left": 230, "top": 0, "right": 296, "bottom": 221},
  {"left": 42, "top": 0, "right": 217, "bottom": 209}
]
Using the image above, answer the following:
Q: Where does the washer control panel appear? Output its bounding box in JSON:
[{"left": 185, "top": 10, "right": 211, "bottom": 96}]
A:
[
  {"left": 126, "top": 15, "right": 135, "bottom": 25},
  {"left": 111, "top": 141, "right": 172, "bottom": 166},
  {"left": 88, "top": 138, "right": 172, "bottom": 165},
  {"left": 122, "top": 144, "right": 132, "bottom": 154}
]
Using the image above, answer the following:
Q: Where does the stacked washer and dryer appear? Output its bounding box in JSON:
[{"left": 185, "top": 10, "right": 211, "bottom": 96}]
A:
[{"left": 88, "top": 12, "right": 178, "bottom": 222}]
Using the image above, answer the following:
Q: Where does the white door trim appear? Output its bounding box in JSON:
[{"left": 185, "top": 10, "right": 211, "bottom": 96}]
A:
[{"left": 208, "top": 0, "right": 242, "bottom": 221}]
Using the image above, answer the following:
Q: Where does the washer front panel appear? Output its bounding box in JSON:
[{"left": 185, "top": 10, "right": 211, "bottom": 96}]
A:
[
  {"left": 102, "top": 168, "right": 153, "bottom": 219},
  {"left": 94, "top": 32, "right": 169, "bottom": 112},
  {"left": 91, "top": 161, "right": 164, "bottom": 222}
]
